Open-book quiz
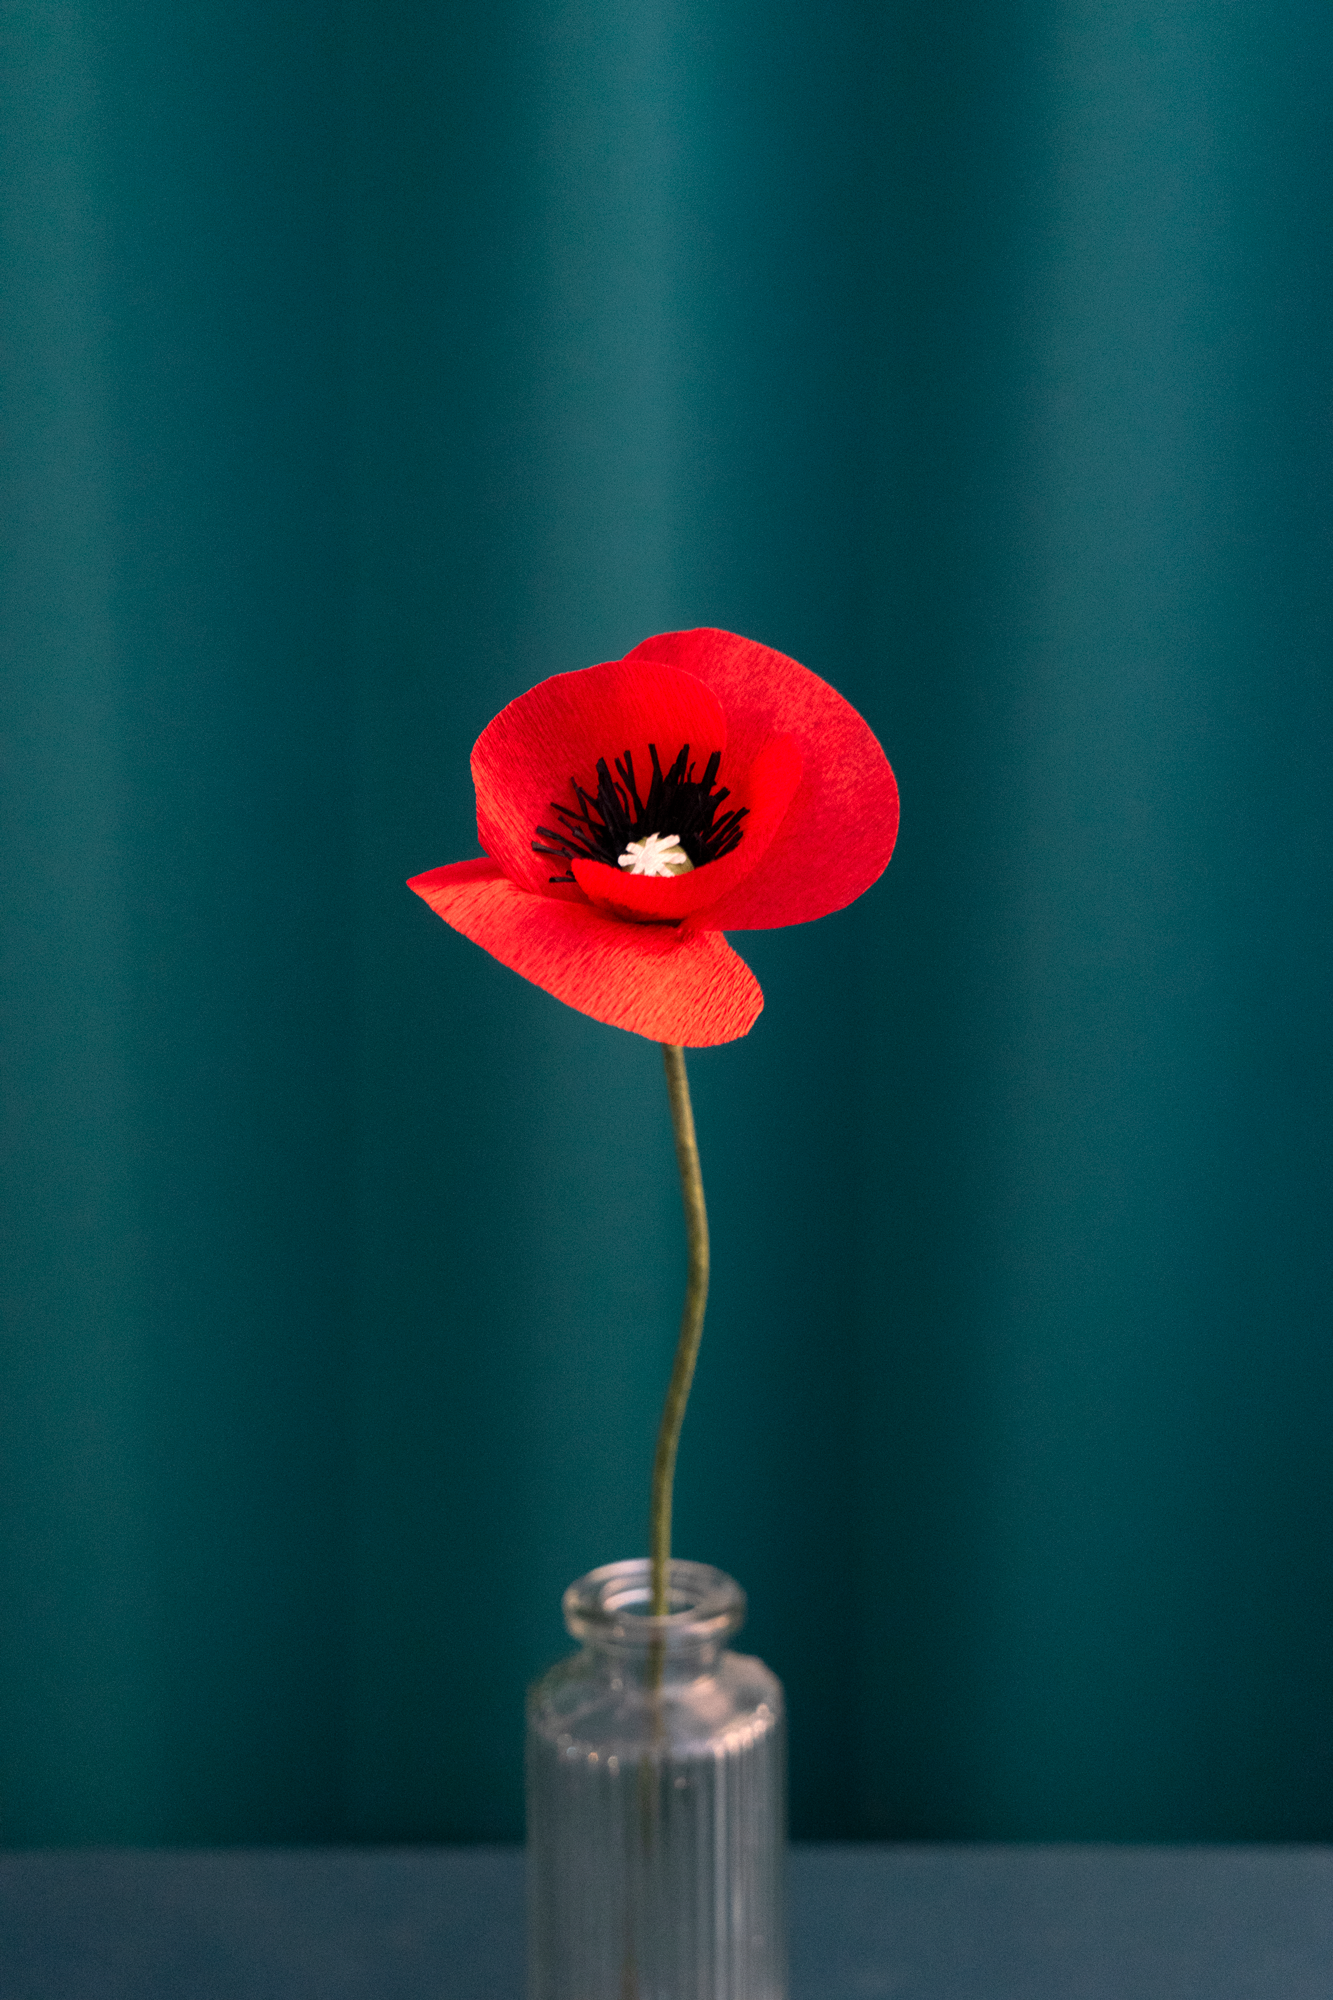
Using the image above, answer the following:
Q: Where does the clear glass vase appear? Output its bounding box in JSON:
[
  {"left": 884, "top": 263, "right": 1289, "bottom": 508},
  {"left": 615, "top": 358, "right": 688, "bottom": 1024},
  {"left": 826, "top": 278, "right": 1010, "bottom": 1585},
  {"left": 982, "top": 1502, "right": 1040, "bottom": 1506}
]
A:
[{"left": 526, "top": 1557, "right": 787, "bottom": 2000}]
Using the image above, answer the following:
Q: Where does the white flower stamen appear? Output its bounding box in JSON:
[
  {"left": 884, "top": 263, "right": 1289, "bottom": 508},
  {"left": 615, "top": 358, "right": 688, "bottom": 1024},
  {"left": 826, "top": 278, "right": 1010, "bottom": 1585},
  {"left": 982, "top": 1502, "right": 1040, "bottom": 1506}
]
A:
[{"left": 618, "top": 832, "right": 695, "bottom": 878}]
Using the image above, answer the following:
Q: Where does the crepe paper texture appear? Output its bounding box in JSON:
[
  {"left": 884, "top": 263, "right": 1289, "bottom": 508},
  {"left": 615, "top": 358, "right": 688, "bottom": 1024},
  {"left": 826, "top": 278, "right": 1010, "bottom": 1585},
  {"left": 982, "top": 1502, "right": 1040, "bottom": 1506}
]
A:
[{"left": 409, "top": 627, "right": 899, "bottom": 1046}]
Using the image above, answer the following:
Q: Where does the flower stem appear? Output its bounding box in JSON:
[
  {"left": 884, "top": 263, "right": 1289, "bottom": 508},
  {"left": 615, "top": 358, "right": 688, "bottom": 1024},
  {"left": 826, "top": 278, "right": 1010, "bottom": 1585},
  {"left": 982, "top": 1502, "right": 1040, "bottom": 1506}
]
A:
[{"left": 650, "top": 1043, "right": 710, "bottom": 1617}]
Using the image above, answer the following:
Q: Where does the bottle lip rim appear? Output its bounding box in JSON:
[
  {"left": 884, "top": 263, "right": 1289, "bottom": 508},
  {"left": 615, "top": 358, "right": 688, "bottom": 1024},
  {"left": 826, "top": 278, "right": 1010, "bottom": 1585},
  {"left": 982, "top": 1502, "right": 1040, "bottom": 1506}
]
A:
[{"left": 563, "top": 1557, "right": 746, "bottom": 1650}]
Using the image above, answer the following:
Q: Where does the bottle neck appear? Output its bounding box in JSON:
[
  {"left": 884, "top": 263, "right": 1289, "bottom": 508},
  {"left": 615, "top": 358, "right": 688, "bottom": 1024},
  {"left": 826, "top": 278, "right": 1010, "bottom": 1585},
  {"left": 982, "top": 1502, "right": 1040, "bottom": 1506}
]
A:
[{"left": 564, "top": 1558, "right": 746, "bottom": 1678}]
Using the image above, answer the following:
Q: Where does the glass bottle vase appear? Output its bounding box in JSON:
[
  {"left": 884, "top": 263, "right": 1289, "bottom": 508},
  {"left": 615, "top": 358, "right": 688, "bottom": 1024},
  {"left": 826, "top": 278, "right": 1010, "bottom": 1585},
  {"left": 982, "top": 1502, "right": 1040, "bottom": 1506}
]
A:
[{"left": 526, "top": 1557, "right": 786, "bottom": 2000}]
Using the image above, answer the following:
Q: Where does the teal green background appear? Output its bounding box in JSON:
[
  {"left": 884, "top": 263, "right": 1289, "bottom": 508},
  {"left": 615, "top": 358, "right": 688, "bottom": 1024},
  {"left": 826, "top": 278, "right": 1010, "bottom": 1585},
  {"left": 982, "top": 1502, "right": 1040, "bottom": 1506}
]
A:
[{"left": 3, "top": 1, "right": 1331, "bottom": 1845}]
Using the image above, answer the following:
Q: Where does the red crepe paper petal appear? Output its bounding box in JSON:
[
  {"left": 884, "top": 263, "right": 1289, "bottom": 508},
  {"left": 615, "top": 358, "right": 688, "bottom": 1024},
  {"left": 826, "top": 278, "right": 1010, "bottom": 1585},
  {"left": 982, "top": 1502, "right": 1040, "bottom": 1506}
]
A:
[
  {"left": 621, "top": 629, "right": 898, "bottom": 929},
  {"left": 472, "top": 659, "right": 728, "bottom": 896},
  {"left": 407, "top": 861, "right": 763, "bottom": 1047},
  {"left": 571, "top": 735, "right": 803, "bottom": 924},
  {"left": 411, "top": 630, "right": 896, "bottom": 1043}
]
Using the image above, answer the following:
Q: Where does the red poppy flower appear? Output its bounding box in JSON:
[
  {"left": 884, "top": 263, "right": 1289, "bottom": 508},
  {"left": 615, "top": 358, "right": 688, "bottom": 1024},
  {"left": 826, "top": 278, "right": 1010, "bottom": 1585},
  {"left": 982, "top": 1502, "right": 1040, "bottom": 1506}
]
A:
[{"left": 408, "top": 628, "right": 898, "bottom": 1046}]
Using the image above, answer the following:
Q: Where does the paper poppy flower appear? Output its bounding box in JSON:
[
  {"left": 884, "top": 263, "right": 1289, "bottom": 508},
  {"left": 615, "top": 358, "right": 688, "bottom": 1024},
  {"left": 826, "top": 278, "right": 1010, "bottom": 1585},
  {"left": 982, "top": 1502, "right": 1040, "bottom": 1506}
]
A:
[{"left": 409, "top": 627, "right": 898, "bottom": 1047}]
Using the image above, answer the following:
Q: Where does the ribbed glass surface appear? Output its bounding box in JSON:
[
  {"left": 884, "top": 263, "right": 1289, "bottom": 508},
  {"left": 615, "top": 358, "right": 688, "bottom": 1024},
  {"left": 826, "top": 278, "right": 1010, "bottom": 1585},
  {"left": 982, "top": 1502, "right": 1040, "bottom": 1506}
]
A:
[{"left": 527, "top": 1559, "right": 786, "bottom": 2000}]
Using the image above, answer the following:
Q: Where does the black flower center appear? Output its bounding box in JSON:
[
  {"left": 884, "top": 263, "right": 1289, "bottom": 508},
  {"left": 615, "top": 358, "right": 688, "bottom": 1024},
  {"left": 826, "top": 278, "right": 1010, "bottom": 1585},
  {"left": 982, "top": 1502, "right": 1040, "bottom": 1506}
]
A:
[{"left": 533, "top": 744, "right": 748, "bottom": 884}]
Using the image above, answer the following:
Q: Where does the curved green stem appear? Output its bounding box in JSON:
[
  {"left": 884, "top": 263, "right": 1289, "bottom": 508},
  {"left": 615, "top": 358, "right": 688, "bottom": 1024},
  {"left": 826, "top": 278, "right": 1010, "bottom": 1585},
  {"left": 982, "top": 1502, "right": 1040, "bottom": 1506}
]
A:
[{"left": 650, "top": 1043, "right": 710, "bottom": 1617}]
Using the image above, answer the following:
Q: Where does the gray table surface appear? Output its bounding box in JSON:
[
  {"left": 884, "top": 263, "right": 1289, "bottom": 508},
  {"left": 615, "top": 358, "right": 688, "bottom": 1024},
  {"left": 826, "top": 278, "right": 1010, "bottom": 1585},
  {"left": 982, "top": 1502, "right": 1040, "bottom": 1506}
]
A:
[{"left": 1, "top": 1844, "right": 1329, "bottom": 1999}]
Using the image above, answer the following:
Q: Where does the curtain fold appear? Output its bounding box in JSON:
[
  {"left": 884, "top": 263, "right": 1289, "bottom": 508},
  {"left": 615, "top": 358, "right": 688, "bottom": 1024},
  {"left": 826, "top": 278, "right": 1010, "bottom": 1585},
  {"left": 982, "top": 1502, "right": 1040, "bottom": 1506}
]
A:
[{"left": 3, "top": 0, "right": 1331, "bottom": 1844}]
